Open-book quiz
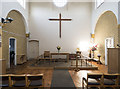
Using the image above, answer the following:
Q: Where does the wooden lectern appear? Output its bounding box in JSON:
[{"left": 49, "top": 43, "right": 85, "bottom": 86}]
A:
[{"left": 108, "top": 48, "right": 120, "bottom": 74}]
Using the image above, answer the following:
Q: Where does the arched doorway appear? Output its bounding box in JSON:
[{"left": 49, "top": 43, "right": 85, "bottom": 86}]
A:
[
  {"left": 2, "top": 10, "right": 27, "bottom": 68},
  {"left": 9, "top": 37, "right": 17, "bottom": 67},
  {"left": 94, "top": 11, "right": 118, "bottom": 65}
]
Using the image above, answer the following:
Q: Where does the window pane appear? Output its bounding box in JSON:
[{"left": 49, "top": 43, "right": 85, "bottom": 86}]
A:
[
  {"left": 17, "top": 0, "right": 26, "bottom": 9},
  {"left": 96, "top": 0, "right": 104, "bottom": 8}
]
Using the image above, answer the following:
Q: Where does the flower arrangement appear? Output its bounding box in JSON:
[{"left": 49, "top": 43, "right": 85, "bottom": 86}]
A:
[
  {"left": 57, "top": 46, "right": 61, "bottom": 53},
  {"left": 91, "top": 44, "right": 97, "bottom": 51}
]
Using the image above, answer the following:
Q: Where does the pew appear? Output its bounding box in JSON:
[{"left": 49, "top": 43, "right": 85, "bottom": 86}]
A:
[
  {"left": 103, "top": 74, "right": 118, "bottom": 88},
  {"left": 27, "top": 74, "right": 44, "bottom": 88},
  {"left": 82, "top": 73, "right": 103, "bottom": 89},
  {"left": 0, "top": 74, "right": 44, "bottom": 88},
  {"left": 82, "top": 73, "right": 120, "bottom": 89},
  {"left": 0, "top": 75, "right": 10, "bottom": 87},
  {"left": 118, "top": 74, "right": 120, "bottom": 87},
  {"left": 11, "top": 74, "right": 27, "bottom": 87}
]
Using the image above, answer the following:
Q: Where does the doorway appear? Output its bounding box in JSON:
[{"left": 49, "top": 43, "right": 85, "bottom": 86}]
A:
[
  {"left": 28, "top": 40, "right": 39, "bottom": 60},
  {"left": 105, "top": 37, "right": 114, "bottom": 65},
  {"left": 9, "top": 38, "right": 16, "bottom": 67}
]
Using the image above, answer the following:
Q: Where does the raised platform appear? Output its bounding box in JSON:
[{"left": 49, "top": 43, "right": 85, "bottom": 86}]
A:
[{"left": 30, "top": 59, "right": 98, "bottom": 70}]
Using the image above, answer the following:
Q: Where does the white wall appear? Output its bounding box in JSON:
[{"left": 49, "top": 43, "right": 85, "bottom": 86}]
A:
[
  {"left": 0, "top": 0, "right": 2, "bottom": 18},
  {"left": 29, "top": 2, "right": 92, "bottom": 55},
  {"left": 92, "top": 0, "right": 119, "bottom": 33},
  {"left": 0, "top": 0, "right": 2, "bottom": 26},
  {"left": 0, "top": 0, "right": 29, "bottom": 32},
  {"left": 118, "top": 1, "right": 120, "bottom": 24}
]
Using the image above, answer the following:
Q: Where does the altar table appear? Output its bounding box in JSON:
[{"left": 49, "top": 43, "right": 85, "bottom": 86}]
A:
[{"left": 50, "top": 53, "right": 69, "bottom": 62}]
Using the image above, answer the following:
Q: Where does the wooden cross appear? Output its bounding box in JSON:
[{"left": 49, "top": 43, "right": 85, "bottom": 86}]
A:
[{"left": 49, "top": 13, "right": 72, "bottom": 38}]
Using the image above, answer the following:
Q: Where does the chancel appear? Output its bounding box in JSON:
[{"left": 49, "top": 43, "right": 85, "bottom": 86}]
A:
[{"left": 0, "top": 0, "right": 120, "bottom": 89}]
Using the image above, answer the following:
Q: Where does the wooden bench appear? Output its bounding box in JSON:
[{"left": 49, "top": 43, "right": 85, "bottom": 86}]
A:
[
  {"left": 118, "top": 74, "right": 120, "bottom": 87},
  {"left": 103, "top": 74, "right": 118, "bottom": 88},
  {"left": 82, "top": 73, "right": 120, "bottom": 89},
  {"left": 0, "top": 75, "right": 10, "bottom": 87},
  {"left": 10, "top": 74, "right": 27, "bottom": 87},
  {"left": 0, "top": 74, "right": 44, "bottom": 88},
  {"left": 82, "top": 73, "right": 103, "bottom": 89},
  {"left": 27, "top": 74, "right": 44, "bottom": 88}
]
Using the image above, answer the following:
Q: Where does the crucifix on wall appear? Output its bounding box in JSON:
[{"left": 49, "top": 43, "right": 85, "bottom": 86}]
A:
[{"left": 49, "top": 13, "right": 72, "bottom": 38}]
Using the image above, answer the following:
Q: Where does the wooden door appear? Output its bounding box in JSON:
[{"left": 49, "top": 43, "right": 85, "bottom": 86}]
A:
[{"left": 28, "top": 40, "right": 39, "bottom": 60}]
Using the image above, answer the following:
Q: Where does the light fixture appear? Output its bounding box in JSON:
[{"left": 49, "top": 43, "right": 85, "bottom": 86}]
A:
[
  {"left": 53, "top": 0, "right": 67, "bottom": 7},
  {"left": 91, "top": 34, "right": 95, "bottom": 38},
  {"left": 1, "top": 17, "right": 13, "bottom": 23},
  {"left": 26, "top": 32, "right": 30, "bottom": 38}
]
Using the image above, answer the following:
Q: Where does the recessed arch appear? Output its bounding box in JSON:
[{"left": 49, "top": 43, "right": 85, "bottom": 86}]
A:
[
  {"left": 94, "top": 10, "right": 118, "bottom": 33},
  {"left": 92, "top": 10, "right": 118, "bottom": 34},
  {"left": 4, "top": 9, "right": 28, "bottom": 33},
  {"left": 94, "top": 10, "right": 118, "bottom": 64},
  {"left": 2, "top": 10, "right": 27, "bottom": 68}
]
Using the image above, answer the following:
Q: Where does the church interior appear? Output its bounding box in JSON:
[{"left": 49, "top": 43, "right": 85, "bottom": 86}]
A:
[{"left": 0, "top": 0, "right": 120, "bottom": 88}]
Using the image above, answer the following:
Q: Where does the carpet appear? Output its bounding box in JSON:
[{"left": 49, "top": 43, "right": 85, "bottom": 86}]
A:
[{"left": 50, "top": 69, "right": 76, "bottom": 89}]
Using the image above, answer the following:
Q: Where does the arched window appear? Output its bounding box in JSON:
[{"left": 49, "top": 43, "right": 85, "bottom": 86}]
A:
[
  {"left": 53, "top": 0, "right": 67, "bottom": 7},
  {"left": 17, "top": 0, "right": 26, "bottom": 9},
  {"left": 95, "top": 0, "right": 104, "bottom": 8}
]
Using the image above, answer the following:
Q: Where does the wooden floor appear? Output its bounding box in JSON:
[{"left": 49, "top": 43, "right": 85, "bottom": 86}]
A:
[
  {"left": 69, "top": 62, "right": 108, "bottom": 87},
  {"left": 7, "top": 59, "right": 108, "bottom": 88}
]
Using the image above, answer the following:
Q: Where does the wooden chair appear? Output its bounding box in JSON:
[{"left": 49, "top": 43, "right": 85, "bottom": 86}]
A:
[
  {"left": 0, "top": 75, "right": 10, "bottom": 87},
  {"left": 44, "top": 51, "right": 50, "bottom": 58},
  {"left": 82, "top": 73, "right": 103, "bottom": 89},
  {"left": 116, "top": 74, "right": 120, "bottom": 88},
  {"left": 102, "top": 74, "right": 118, "bottom": 89},
  {"left": 44, "top": 51, "right": 52, "bottom": 63},
  {"left": 11, "top": 74, "right": 27, "bottom": 87},
  {"left": 116, "top": 74, "right": 120, "bottom": 89},
  {"left": 37, "top": 51, "right": 51, "bottom": 64},
  {"left": 27, "top": 74, "right": 44, "bottom": 88}
]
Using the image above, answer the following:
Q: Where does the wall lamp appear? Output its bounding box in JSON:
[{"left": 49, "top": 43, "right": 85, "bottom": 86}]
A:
[{"left": 1, "top": 17, "right": 13, "bottom": 23}]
